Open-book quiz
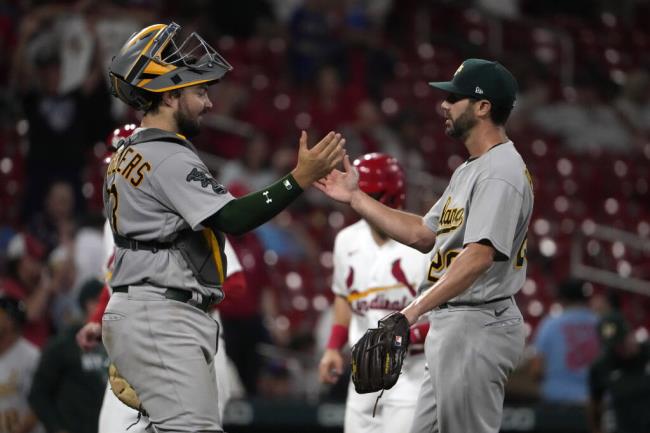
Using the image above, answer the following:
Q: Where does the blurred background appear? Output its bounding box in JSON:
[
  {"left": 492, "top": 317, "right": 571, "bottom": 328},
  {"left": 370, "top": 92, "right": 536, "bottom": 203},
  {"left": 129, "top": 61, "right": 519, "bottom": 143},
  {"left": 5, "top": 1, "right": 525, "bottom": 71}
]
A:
[{"left": 0, "top": 0, "right": 649, "bottom": 432}]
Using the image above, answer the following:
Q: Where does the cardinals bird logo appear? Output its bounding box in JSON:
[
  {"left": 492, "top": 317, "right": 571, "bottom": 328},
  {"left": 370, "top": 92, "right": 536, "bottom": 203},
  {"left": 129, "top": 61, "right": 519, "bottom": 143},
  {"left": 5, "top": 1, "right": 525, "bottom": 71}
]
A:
[{"left": 391, "top": 259, "right": 416, "bottom": 296}]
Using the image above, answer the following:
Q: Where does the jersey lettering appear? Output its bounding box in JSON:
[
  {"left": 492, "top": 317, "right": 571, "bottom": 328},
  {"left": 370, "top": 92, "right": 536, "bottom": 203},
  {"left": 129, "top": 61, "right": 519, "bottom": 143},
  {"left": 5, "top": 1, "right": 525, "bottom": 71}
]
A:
[
  {"left": 131, "top": 162, "right": 152, "bottom": 187},
  {"left": 437, "top": 197, "right": 465, "bottom": 235},
  {"left": 116, "top": 147, "right": 134, "bottom": 173},
  {"left": 107, "top": 147, "right": 152, "bottom": 188},
  {"left": 348, "top": 292, "right": 411, "bottom": 313},
  {"left": 122, "top": 153, "right": 142, "bottom": 179}
]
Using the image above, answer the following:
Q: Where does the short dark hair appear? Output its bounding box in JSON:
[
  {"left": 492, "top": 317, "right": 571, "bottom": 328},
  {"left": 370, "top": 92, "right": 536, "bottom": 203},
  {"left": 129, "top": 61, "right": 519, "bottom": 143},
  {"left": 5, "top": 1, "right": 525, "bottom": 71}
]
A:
[
  {"left": 143, "top": 89, "right": 181, "bottom": 115},
  {"left": 466, "top": 99, "right": 512, "bottom": 126},
  {"left": 143, "top": 92, "right": 163, "bottom": 115},
  {"left": 489, "top": 103, "right": 513, "bottom": 125}
]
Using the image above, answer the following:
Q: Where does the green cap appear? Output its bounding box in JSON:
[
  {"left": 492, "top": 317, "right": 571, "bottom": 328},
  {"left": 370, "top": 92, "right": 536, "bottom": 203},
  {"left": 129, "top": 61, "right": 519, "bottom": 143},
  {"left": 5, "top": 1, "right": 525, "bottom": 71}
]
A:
[
  {"left": 429, "top": 58, "right": 518, "bottom": 108},
  {"left": 598, "top": 312, "right": 630, "bottom": 349}
]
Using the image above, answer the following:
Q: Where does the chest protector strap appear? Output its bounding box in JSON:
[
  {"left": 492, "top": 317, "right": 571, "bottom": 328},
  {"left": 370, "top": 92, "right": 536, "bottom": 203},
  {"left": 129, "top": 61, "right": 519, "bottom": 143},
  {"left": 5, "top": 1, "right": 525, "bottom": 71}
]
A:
[{"left": 111, "top": 128, "right": 227, "bottom": 289}]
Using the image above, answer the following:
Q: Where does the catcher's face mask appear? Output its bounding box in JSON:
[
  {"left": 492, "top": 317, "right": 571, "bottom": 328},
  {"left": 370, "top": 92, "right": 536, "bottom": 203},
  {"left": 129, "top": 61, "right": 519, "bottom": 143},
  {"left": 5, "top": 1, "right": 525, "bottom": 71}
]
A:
[{"left": 109, "top": 22, "right": 233, "bottom": 110}]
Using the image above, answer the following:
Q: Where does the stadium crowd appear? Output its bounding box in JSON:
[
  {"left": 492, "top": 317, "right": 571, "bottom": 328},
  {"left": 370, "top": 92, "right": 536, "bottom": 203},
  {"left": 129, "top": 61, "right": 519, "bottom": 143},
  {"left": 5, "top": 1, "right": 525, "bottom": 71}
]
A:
[{"left": 0, "top": 0, "right": 649, "bottom": 432}]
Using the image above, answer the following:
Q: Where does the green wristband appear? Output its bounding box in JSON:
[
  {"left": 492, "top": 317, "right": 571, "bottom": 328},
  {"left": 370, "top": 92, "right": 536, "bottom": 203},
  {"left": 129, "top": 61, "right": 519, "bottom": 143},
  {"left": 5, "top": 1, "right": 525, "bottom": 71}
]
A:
[{"left": 207, "top": 173, "right": 303, "bottom": 235}]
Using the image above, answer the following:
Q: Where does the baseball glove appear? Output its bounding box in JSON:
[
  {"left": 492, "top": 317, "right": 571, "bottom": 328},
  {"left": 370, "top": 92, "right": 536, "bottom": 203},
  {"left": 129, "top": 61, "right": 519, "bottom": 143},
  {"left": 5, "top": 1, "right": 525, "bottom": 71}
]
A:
[
  {"left": 351, "top": 312, "right": 410, "bottom": 394},
  {"left": 108, "top": 363, "right": 147, "bottom": 415}
]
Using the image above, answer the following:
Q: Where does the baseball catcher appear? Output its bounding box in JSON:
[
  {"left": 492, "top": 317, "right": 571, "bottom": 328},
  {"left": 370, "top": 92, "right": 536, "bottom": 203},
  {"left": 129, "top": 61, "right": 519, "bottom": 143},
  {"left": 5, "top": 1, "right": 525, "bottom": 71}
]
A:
[{"left": 351, "top": 312, "right": 410, "bottom": 395}]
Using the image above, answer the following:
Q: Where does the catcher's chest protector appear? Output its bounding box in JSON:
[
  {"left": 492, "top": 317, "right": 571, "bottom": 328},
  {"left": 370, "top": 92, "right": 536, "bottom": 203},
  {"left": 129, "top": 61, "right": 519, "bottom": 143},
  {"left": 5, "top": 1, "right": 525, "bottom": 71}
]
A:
[{"left": 110, "top": 128, "right": 228, "bottom": 292}]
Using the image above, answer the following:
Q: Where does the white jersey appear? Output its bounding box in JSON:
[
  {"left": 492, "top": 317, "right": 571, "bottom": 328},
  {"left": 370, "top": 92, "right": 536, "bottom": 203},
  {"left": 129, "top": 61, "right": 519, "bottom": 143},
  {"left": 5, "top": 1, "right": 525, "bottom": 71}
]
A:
[
  {"left": 332, "top": 220, "right": 430, "bottom": 407},
  {"left": 0, "top": 339, "right": 44, "bottom": 433}
]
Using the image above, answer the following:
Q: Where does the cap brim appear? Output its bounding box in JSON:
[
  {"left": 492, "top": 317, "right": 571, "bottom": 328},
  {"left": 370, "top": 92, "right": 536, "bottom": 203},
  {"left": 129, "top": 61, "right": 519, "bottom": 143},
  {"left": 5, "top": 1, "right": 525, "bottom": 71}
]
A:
[{"left": 428, "top": 81, "right": 462, "bottom": 94}]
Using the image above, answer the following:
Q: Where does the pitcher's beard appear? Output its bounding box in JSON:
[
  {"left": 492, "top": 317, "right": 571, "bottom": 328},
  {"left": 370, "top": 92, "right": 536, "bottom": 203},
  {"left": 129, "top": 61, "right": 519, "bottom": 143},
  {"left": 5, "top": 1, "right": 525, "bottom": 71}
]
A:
[{"left": 446, "top": 109, "right": 477, "bottom": 140}]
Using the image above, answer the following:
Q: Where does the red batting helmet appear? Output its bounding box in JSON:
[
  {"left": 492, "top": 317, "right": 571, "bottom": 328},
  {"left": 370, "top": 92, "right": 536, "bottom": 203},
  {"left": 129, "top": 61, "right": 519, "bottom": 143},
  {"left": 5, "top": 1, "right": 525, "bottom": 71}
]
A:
[{"left": 353, "top": 153, "right": 406, "bottom": 209}]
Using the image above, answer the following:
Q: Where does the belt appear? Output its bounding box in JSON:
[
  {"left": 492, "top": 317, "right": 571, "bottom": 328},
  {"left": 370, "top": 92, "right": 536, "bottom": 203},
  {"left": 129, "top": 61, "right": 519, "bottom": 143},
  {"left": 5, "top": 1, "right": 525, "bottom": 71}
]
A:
[
  {"left": 438, "top": 295, "right": 512, "bottom": 309},
  {"left": 113, "top": 234, "right": 173, "bottom": 253},
  {"left": 112, "top": 286, "right": 217, "bottom": 313}
]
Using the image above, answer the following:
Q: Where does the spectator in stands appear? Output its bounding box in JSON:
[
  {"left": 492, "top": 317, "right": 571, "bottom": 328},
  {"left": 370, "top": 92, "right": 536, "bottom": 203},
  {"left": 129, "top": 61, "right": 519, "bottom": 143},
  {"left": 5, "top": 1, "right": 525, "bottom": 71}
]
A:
[
  {"left": 46, "top": 244, "right": 79, "bottom": 330},
  {"left": 288, "top": 0, "right": 344, "bottom": 85},
  {"left": 29, "top": 279, "right": 107, "bottom": 433},
  {"left": 0, "top": 233, "right": 53, "bottom": 347},
  {"left": 508, "top": 67, "right": 552, "bottom": 135},
  {"left": 341, "top": 99, "right": 402, "bottom": 160},
  {"left": 219, "top": 134, "right": 278, "bottom": 192},
  {"left": 0, "top": 292, "right": 43, "bottom": 433},
  {"left": 72, "top": 214, "right": 106, "bottom": 294},
  {"left": 588, "top": 312, "right": 650, "bottom": 433},
  {"left": 11, "top": 5, "right": 112, "bottom": 218},
  {"left": 28, "top": 181, "right": 76, "bottom": 253},
  {"left": 391, "top": 109, "right": 424, "bottom": 171},
  {"left": 531, "top": 74, "right": 632, "bottom": 154},
  {"left": 341, "top": 1, "right": 395, "bottom": 101},
  {"left": 308, "top": 65, "right": 360, "bottom": 137},
  {"left": 530, "top": 279, "right": 600, "bottom": 403}
]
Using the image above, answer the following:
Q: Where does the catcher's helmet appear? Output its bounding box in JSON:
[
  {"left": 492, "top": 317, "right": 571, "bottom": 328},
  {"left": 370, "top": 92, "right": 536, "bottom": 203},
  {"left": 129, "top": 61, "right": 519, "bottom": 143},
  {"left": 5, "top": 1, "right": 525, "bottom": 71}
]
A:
[
  {"left": 109, "top": 22, "right": 233, "bottom": 110},
  {"left": 353, "top": 153, "right": 406, "bottom": 209}
]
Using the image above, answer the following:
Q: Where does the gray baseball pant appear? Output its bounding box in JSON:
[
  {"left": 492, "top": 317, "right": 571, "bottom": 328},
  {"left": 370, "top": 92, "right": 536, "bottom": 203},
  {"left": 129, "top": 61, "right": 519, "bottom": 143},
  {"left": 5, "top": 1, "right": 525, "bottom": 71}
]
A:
[
  {"left": 102, "top": 285, "right": 222, "bottom": 433},
  {"left": 409, "top": 297, "right": 525, "bottom": 433}
]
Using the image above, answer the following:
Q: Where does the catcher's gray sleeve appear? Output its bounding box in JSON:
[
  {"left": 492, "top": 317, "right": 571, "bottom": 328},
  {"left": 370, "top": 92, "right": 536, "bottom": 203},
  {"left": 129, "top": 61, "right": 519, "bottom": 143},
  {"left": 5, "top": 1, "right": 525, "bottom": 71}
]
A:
[{"left": 148, "top": 151, "right": 234, "bottom": 230}]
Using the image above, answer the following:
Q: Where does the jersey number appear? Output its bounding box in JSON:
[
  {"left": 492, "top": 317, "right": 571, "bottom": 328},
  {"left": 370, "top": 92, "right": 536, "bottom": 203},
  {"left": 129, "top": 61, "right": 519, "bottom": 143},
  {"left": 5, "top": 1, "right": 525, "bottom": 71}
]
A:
[
  {"left": 427, "top": 249, "right": 460, "bottom": 282},
  {"left": 107, "top": 184, "right": 119, "bottom": 232}
]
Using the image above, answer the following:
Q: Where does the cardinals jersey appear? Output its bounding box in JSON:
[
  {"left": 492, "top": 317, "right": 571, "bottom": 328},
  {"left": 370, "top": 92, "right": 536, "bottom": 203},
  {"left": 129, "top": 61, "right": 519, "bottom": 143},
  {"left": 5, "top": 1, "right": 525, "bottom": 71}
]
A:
[{"left": 332, "top": 220, "right": 431, "bottom": 406}]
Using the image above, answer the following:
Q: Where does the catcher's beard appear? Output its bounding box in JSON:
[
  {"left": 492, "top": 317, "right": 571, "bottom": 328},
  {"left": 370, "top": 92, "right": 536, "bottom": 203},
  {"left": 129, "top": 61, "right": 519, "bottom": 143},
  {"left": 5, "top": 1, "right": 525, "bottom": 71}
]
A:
[
  {"left": 446, "top": 105, "right": 477, "bottom": 141},
  {"left": 175, "top": 104, "right": 202, "bottom": 138}
]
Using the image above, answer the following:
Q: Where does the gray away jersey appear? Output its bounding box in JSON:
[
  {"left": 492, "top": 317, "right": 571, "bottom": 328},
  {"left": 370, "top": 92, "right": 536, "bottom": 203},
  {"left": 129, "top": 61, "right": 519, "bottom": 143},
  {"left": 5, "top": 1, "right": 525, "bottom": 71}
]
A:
[
  {"left": 103, "top": 129, "right": 235, "bottom": 297},
  {"left": 423, "top": 141, "right": 533, "bottom": 302}
]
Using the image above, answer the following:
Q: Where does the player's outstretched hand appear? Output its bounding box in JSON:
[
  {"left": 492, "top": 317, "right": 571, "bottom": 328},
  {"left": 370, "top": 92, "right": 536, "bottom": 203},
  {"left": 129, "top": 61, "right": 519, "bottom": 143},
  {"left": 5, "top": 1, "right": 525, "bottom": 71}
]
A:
[
  {"left": 291, "top": 130, "right": 346, "bottom": 189},
  {"left": 314, "top": 154, "right": 360, "bottom": 204},
  {"left": 76, "top": 322, "right": 102, "bottom": 351},
  {"left": 319, "top": 349, "right": 344, "bottom": 384}
]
